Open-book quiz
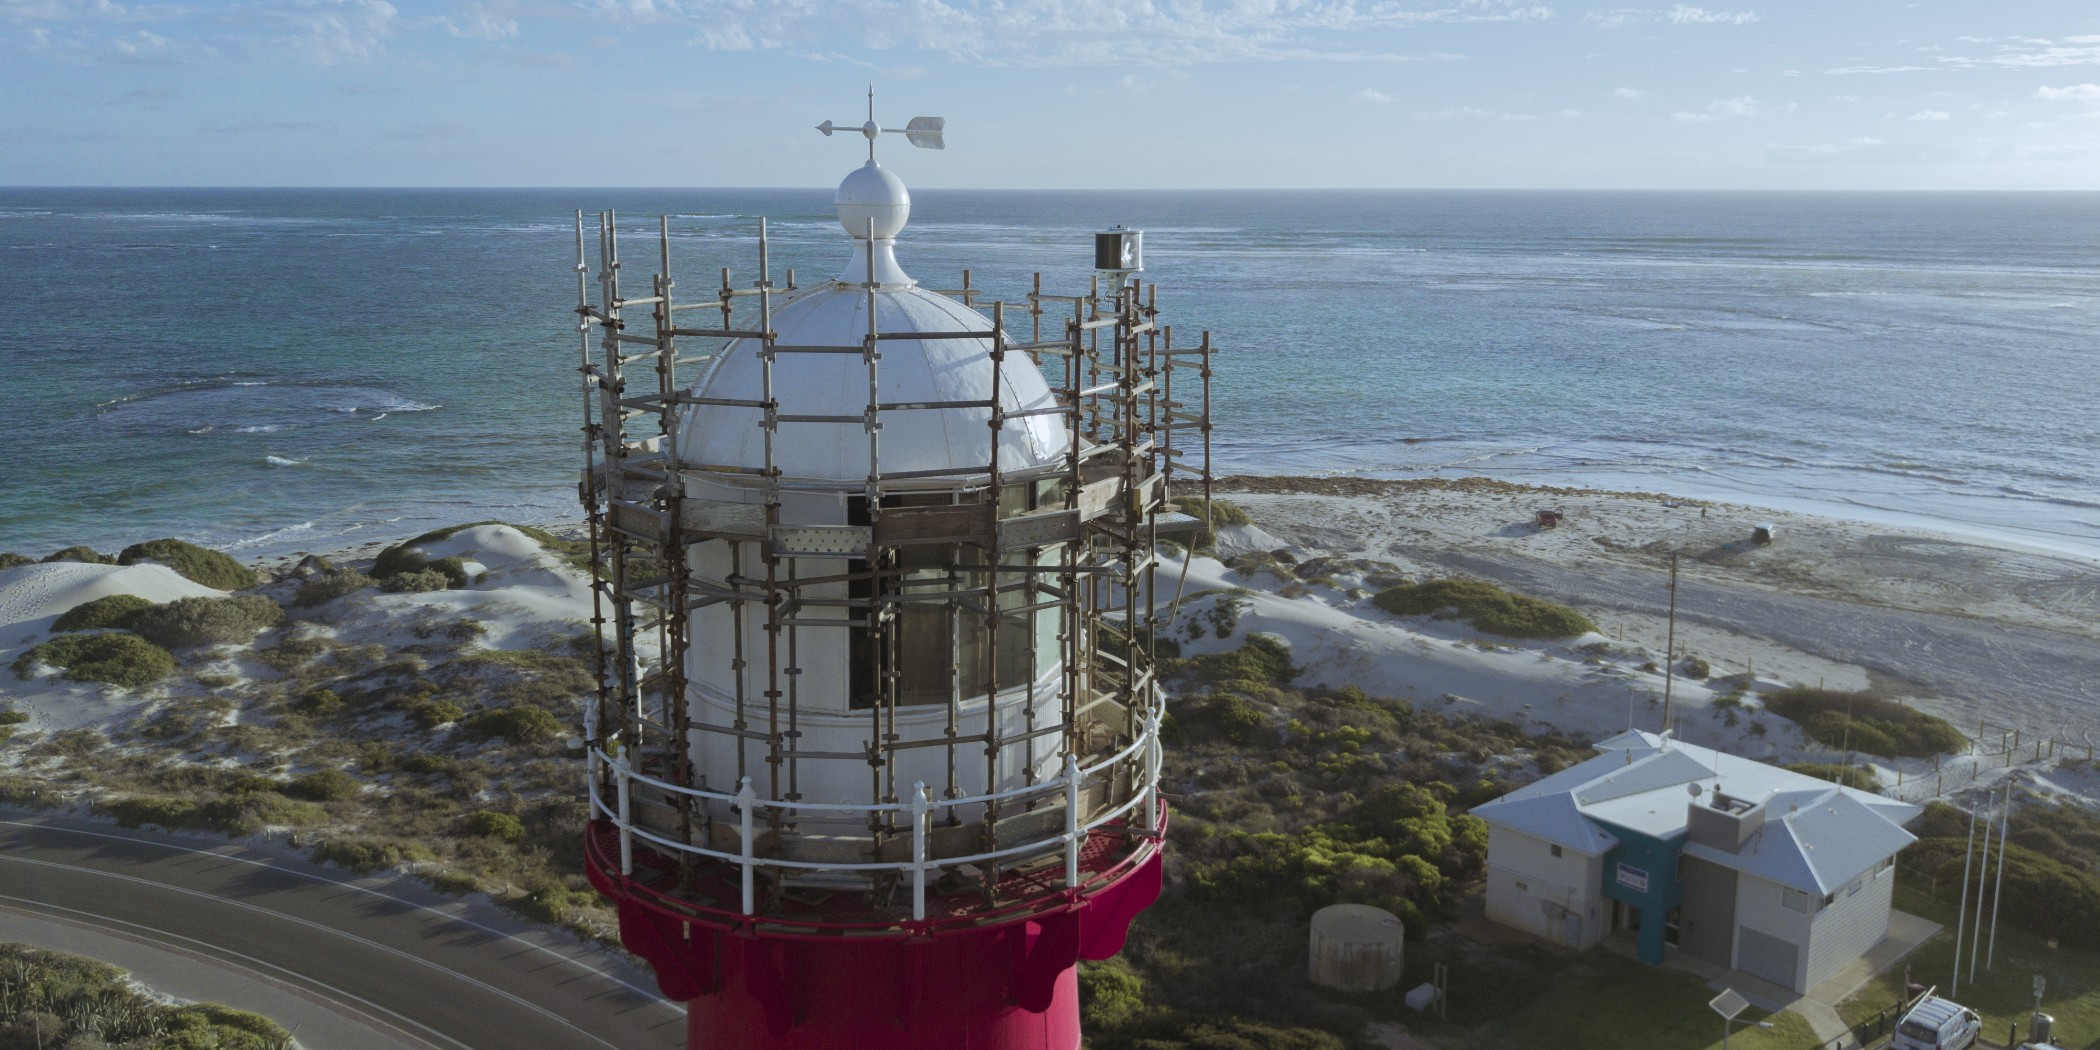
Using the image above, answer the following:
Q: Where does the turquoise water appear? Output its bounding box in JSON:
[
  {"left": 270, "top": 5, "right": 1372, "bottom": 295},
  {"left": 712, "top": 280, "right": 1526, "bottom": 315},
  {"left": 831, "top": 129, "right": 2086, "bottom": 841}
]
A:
[{"left": 2, "top": 188, "right": 2097, "bottom": 558}]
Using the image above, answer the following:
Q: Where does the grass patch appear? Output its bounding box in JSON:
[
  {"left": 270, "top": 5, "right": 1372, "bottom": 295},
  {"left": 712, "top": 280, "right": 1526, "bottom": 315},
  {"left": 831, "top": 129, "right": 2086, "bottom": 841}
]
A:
[
  {"left": 1182, "top": 633, "right": 1297, "bottom": 691},
  {"left": 1372, "top": 578, "right": 1596, "bottom": 639},
  {"left": 118, "top": 537, "right": 259, "bottom": 589},
  {"left": 11, "top": 632, "right": 176, "bottom": 687},
  {"left": 311, "top": 836, "right": 436, "bottom": 874},
  {"left": 133, "top": 594, "right": 285, "bottom": 648},
  {"left": 52, "top": 593, "right": 155, "bottom": 632},
  {"left": 1762, "top": 687, "right": 1967, "bottom": 758},
  {"left": 1172, "top": 496, "right": 1251, "bottom": 550},
  {"left": 0, "top": 552, "right": 31, "bottom": 570},
  {"left": 1841, "top": 881, "right": 2100, "bottom": 1049}
]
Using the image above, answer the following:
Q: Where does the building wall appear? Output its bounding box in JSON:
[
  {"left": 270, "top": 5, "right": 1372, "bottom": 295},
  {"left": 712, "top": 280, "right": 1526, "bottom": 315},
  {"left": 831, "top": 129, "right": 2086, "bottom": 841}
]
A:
[
  {"left": 1804, "top": 860, "right": 1897, "bottom": 991},
  {"left": 1483, "top": 825, "right": 1606, "bottom": 946},
  {"left": 1733, "top": 871, "right": 1817, "bottom": 990},
  {"left": 1730, "top": 859, "right": 1898, "bottom": 992},
  {"left": 1597, "top": 821, "right": 1686, "bottom": 965},
  {"left": 1677, "top": 854, "right": 1739, "bottom": 968}
]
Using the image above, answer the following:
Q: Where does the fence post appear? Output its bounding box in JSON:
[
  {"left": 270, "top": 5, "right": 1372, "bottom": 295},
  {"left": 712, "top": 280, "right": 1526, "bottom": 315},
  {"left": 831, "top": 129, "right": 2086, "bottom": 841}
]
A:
[{"left": 614, "top": 751, "right": 634, "bottom": 877}]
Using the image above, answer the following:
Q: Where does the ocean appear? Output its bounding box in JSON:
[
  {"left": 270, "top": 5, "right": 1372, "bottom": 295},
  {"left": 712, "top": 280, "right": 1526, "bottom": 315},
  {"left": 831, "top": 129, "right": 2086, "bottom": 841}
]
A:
[{"left": 2, "top": 187, "right": 2097, "bottom": 560}]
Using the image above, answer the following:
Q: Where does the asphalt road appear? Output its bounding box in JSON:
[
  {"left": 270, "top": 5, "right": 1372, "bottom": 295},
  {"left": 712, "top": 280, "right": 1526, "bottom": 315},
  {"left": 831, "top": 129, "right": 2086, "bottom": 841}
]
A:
[
  {"left": 1426, "top": 550, "right": 2100, "bottom": 738},
  {"left": 0, "top": 815, "right": 686, "bottom": 1050}
]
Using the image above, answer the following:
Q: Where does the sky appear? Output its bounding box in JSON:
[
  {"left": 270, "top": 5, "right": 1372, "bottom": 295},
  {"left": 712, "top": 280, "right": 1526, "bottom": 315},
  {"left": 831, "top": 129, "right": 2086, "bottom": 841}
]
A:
[{"left": 4, "top": 0, "right": 2100, "bottom": 189}]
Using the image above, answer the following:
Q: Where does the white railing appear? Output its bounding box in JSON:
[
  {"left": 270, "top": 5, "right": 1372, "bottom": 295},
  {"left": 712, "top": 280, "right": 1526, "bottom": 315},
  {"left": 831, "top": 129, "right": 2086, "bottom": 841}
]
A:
[{"left": 587, "top": 707, "right": 1163, "bottom": 924}]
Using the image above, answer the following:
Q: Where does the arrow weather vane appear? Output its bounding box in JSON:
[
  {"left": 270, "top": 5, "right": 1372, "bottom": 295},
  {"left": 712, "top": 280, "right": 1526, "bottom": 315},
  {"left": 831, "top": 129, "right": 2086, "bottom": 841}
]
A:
[{"left": 816, "top": 86, "right": 946, "bottom": 161}]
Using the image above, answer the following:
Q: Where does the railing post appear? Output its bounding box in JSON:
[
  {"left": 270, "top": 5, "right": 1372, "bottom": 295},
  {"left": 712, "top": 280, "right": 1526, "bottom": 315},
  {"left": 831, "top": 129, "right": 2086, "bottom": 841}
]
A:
[
  {"left": 737, "top": 776, "right": 757, "bottom": 916},
  {"left": 1140, "top": 712, "right": 1161, "bottom": 833},
  {"left": 910, "top": 781, "right": 930, "bottom": 922},
  {"left": 1064, "top": 753, "right": 1082, "bottom": 888},
  {"left": 613, "top": 752, "right": 634, "bottom": 877}
]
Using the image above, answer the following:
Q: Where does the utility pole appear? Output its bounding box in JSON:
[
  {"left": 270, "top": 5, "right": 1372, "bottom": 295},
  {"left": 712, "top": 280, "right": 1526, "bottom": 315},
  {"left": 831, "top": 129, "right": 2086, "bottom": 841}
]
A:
[
  {"left": 1972, "top": 790, "right": 1993, "bottom": 984},
  {"left": 1663, "top": 552, "right": 1679, "bottom": 734},
  {"left": 1953, "top": 801, "right": 1977, "bottom": 997},
  {"left": 1987, "top": 783, "right": 2011, "bottom": 970}
]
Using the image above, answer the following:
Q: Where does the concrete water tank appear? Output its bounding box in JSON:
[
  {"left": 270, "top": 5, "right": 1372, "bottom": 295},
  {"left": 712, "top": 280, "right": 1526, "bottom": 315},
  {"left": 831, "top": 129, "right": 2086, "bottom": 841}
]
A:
[{"left": 1308, "top": 904, "right": 1406, "bottom": 992}]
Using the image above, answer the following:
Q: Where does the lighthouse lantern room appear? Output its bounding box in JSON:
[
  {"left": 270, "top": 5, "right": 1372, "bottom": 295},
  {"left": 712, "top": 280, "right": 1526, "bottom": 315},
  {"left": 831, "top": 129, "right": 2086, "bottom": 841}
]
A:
[{"left": 574, "top": 99, "right": 1216, "bottom": 1049}]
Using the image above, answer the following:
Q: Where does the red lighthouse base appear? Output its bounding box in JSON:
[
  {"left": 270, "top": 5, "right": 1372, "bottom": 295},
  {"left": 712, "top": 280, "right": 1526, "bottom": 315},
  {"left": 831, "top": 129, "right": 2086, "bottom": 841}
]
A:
[{"left": 585, "top": 812, "right": 1164, "bottom": 1050}]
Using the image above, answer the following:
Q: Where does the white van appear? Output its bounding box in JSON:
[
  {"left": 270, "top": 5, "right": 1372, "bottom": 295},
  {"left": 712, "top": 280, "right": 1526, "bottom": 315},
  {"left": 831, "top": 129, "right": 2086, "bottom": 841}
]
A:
[{"left": 1894, "top": 996, "right": 1981, "bottom": 1050}]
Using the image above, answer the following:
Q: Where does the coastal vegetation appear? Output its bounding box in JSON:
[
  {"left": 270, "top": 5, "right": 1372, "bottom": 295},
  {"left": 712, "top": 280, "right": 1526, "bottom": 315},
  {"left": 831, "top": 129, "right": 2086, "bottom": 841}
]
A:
[
  {"left": 131, "top": 595, "right": 285, "bottom": 649},
  {"left": 1761, "top": 687, "right": 1965, "bottom": 758},
  {"left": 11, "top": 632, "right": 177, "bottom": 688},
  {"left": 1083, "top": 638, "right": 1593, "bottom": 1047},
  {"left": 51, "top": 593, "right": 154, "bottom": 632},
  {"left": 1172, "top": 496, "right": 1251, "bottom": 551},
  {"left": 1371, "top": 578, "right": 1597, "bottom": 639},
  {"left": 117, "top": 538, "right": 259, "bottom": 590},
  {"left": 0, "top": 944, "right": 296, "bottom": 1050}
]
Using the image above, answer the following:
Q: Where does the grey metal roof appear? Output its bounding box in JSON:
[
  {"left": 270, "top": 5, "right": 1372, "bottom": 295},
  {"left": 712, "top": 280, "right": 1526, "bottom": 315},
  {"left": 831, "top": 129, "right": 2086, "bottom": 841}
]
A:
[
  {"left": 1473, "top": 733, "right": 1920, "bottom": 885},
  {"left": 1683, "top": 786, "right": 1918, "bottom": 894}
]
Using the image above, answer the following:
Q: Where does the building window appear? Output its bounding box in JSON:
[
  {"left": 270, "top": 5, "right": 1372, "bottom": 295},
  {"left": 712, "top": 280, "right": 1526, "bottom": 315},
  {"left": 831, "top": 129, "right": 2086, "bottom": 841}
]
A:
[
  {"left": 1783, "top": 888, "right": 1814, "bottom": 913},
  {"left": 1550, "top": 844, "right": 1563, "bottom": 858},
  {"left": 1514, "top": 879, "right": 1528, "bottom": 892}
]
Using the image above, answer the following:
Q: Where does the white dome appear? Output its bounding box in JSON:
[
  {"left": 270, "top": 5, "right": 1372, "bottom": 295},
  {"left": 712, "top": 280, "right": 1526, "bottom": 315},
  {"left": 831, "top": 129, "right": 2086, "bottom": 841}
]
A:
[
  {"left": 836, "top": 160, "right": 909, "bottom": 241},
  {"left": 675, "top": 286, "right": 1069, "bottom": 484}
]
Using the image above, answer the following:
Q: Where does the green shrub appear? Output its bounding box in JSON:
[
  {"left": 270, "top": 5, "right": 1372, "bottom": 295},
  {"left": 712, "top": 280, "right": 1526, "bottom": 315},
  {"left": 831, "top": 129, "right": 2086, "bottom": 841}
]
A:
[
  {"left": 1680, "top": 656, "right": 1711, "bottom": 680},
  {"left": 409, "top": 699, "right": 466, "bottom": 728},
  {"left": 502, "top": 874, "right": 592, "bottom": 924},
  {"left": 293, "top": 688, "right": 345, "bottom": 717},
  {"left": 0, "top": 552, "right": 31, "bottom": 570},
  {"left": 463, "top": 705, "right": 563, "bottom": 745},
  {"left": 292, "top": 571, "right": 377, "bottom": 607},
  {"left": 311, "top": 836, "right": 434, "bottom": 873},
  {"left": 1184, "top": 634, "right": 1296, "bottom": 690},
  {"left": 196, "top": 790, "right": 327, "bottom": 834},
  {"left": 288, "top": 768, "right": 362, "bottom": 802},
  {"left": 43, "top": 544, "right": 115, "bottom": 565},
  {"left": 1763, "top": 687, "right": 1966, "bottom": 757},
  {"left": 51, "top": 593, "right": 156, "bottom": 632},
  {"left": 1782, "top": 762, "right": 1880, "bottom": 790},
  {"left": 132, "top": 595, "right": 285, "bottom": 648},
  {"left": 1174, "top": 496, "right": 1251, "bottom": 550},
  {"left": 382, "top": 568, "right": 452, "bottom": 593},
  {"left": 464, "top": 810, "right": 526, "bottom": 842},
  {"left": 104, "top": 795, "right": 201, "bottom": 828},
  {"left": 373, "top": 535, "right": 472, "bottom": 588},
  {"left": 117, "top": 537, "right": 259, "bottom": 589},
  {"left": 1911, "top": 836, "right": 2100, "bottom": 951},
  {"left": 11, "top": 632, "right": 176, "bottom": 687},
  {"left": 1372, "top": 578, "right": 1596, "bottom": 638}
]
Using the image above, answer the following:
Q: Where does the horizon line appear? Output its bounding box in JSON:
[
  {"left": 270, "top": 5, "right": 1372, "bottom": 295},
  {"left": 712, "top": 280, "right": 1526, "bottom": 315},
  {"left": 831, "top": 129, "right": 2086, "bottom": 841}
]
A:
[{"left": 8, "top": 184, "right": 2100, "bottom": 195}]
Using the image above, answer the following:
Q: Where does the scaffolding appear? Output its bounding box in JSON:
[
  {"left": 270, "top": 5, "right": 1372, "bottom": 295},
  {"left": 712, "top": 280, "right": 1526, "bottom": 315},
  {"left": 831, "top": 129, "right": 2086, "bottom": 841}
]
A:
[{"left": 575, "top": 211, "right": 1212, "bottom": 928}]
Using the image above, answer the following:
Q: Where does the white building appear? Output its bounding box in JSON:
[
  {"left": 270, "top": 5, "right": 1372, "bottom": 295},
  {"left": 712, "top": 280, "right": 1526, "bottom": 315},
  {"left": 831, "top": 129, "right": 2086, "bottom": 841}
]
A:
[{"left": 1471, "top": 730, "right": 1919, "bottom": 992}]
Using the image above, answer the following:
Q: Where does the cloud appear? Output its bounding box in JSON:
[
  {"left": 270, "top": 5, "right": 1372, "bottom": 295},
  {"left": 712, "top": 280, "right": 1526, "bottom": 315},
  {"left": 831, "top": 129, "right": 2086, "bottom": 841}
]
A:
[
  {"left": 1671, "top": 110, "right": 1716, "bottom": 122},
  {"left": 1707, "top": 95, "right": 1757, "bottom": 116},
  {"left": 202, "top": 118, "right": 327, "bottom": 134},
  {"left": 1613, "top": 87, "right": 1640, "bottom": 98},
  {"left": 1909, "top": 110, "right": 1948, "bottom": 121},
  {"left": 1354, "top": 87, "right": 1394, "bottom": 104},
  {"left": 2036, "top": 83, "right": 2100, "bottom": 101},
  {"left": 663, "top": 0, "right": 1545, "bottom": 66},
  {"left": 384, "top": 121, "right": 469, "bottom": 139},
  {"left": 276, "top": 0, "right": 398, "bottom": 64},
  {"left": 446, "top": 3, "right": 517, "bottom": 40},
  {"left": 1665, "top": 5, "right": 1757, "bottom": 25},
  {"left": 1941, "top": 36, "right": 2100, "bottom": 70},
  {"left": 1586, "top": 5, "right": 1755, "bottom": 27}
]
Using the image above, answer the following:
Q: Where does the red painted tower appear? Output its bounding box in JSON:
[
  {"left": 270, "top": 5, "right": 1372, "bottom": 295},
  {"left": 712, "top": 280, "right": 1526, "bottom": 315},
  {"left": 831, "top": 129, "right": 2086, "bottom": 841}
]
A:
[{"left": 571, "top": 100, "right": 1214, "bottom": 1049}]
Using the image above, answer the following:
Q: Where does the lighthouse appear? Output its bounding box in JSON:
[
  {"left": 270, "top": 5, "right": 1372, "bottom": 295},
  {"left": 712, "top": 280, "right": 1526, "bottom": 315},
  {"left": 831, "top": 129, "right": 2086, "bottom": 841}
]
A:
[{"left": 572, "top": 100, "right": 1215, "bottom": 1049}]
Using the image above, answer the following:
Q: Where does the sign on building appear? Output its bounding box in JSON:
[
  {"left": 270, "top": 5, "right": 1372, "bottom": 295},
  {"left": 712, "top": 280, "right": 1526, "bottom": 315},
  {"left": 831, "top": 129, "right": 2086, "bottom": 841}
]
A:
[{"left": 1616, "top": 863, "right": 1650, "bottom": 893}]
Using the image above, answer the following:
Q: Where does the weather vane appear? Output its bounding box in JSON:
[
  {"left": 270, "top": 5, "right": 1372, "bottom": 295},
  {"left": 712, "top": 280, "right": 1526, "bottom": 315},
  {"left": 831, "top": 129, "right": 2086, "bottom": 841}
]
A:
[{"left": 816, "top": 86, "right": 945, "bottom": 161}]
